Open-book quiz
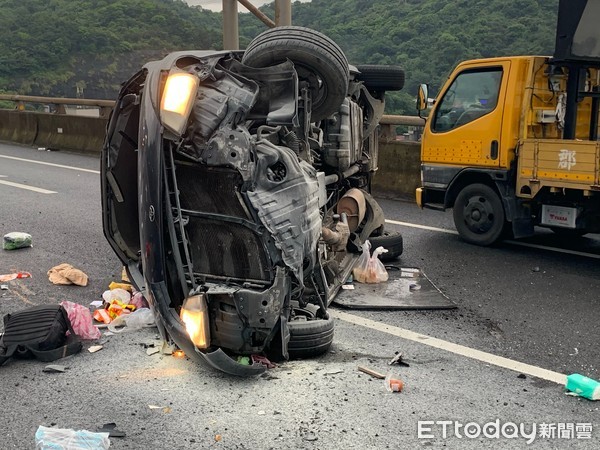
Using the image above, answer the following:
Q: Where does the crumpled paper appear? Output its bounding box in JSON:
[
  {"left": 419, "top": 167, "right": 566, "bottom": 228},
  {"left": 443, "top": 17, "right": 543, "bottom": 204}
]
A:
[{"left": 47, "top": 263, "right": 88, "bottom": 286}]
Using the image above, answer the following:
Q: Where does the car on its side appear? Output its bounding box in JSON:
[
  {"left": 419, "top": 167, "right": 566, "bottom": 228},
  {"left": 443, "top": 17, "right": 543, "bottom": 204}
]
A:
[{"left": 101, "top": 26, "right": 404, "bottom": 376}]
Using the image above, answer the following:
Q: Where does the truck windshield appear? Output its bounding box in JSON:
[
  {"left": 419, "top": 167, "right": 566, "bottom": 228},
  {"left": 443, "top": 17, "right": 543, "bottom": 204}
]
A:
[{"left": 432, "top": 68, "right": 502, "bottom": 132}]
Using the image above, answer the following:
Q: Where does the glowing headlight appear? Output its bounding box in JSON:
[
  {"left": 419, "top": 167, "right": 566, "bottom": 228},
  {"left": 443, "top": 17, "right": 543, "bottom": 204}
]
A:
[
  {"left": 180, "top": 294, "right": 210, "bottom": 349},
  {"left": 160, "top": 72, "right": 199, "bottom": 135}
]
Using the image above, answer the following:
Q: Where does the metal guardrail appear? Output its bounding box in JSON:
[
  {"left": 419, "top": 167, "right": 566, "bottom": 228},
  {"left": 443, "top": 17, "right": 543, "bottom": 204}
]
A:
[
  {"left": 0, "top": 95, "right": 425, "bottom": 135},
  {"left": 0, "top": 94, "right": 114, "bottom": 118}
]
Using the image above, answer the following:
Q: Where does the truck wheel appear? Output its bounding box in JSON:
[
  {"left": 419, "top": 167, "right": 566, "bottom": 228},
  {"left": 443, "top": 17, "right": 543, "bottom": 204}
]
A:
[
  {"left": 242, "top": 26, "right": 349, "bottom": 122},
  {"left": 355, "top": 64, "right": 405, "bottom": 91},
  {"left": 453, "top": 183, "right": 505, "bottom": 246},
  {"left": 288, "top": 307, "right": 334, "bottom": 359},
  {"left": 368, "top": 230, "right": 403, "bottom": 261}
]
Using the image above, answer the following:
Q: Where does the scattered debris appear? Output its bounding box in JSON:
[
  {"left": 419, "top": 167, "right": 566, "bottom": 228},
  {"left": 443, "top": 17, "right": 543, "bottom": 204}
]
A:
[
  {"left": 358, "top": 365, "right": 386, "bottom": 379},
  {"left": 409, "top": 283, "right": 421, "bottom": 291},
  {"left": 43, "top": 365, "right": 67, "bottom": 373},
  {"left": 108, "top": 281, "right": 132, "bottom": 292},
  {"left": 88, "top": 345, "right": 103, "bottom": 353},
  {"left": 146, "top": 347, "right": 160, "bottom": 356},
  {"left": 61, "top": 301, "right": 101, "bottom": 340},
  {"left": 569, "top": 348, "right": 579, "bottom": 356},
  {"left": 565, "top": 373, "right": 600, "bottom": 400},
  {"left": 47, "top": 263, "right": 88, "bottom": 286},
  {"left": 388, "top": 352, "right": 410, "bottom": 367},
  {"left": 90, "top": 300, "right": 103, "bottom": 308},
  {"left": 251, "top": 354, "right": 276, "bottom": 369},
  {"left": 517, "top": 373, "right": 527, "bottom": 379},
  {"left": 35, "top": 426, "right": 110, "bottom": 450},
  {"left": 257, "top": 410, "right": 266, "bottom": 415},
  {"left": 0, "top": 285, "right": 8, "bottom": 290},
  {"left": 97, "top": 423, "right": 126, "bottom": 438},
  {"left": 215, "top": 434, "right": 222, "bottom": 442},
  {"left": 148, "top": 405, "right": 172, "bottom": 413},
  {"left": 341, "top": 284, "right": 355, "bottom": 290},
  {"left": 384, "top": 373, "right": 404, "bottom": 393},
  {"left": 324, "top": 369, "right": 344, "bottom": 375},
  {"left": 237, "top": 356, "right": 251, "bottom": 365},
  {"left": 0, "top": 272, "right": 32, "bottom": 282},
  {"left": 532, "top": 266, "right": 540, "bottom": 272},
  {"left": 3, "top": 232, "right": 32, "bottom": 250},
  {"left": 173, "top": 349, "right": 185, "bottom": 358}
]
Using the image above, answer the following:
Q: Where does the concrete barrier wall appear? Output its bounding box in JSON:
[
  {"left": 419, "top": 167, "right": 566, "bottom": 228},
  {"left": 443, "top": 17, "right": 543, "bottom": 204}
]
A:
[
  {"left": 0, "top": 110, "right": 420, "bottom": 200},
  {"left": 0, "top": 110, "right": 108, "bottom": 154},
  {"left": 371, "top": 140, "right": 420, "bottom": 201}
]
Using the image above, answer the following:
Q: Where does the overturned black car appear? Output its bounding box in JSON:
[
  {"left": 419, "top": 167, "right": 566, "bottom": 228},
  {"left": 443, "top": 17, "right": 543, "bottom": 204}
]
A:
[{"left": 101, "top": 26, "right": 404, "bottom": 376}]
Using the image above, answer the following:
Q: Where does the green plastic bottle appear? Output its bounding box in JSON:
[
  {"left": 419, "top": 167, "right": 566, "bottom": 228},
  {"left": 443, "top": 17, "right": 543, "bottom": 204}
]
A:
[{"left": 565, "top": 374, "right": 600, "bottom": 400}]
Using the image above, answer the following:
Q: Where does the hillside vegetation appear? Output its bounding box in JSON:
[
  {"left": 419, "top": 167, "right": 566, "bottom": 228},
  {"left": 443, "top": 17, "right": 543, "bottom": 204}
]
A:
[{"left": 0, "top": 0, "right": 559, "bottom": 113}]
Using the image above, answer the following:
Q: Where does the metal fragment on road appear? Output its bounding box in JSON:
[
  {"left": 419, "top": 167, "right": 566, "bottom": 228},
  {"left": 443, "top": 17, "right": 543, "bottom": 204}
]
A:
[
  {"left": 146, "top": 347, "right": 160, "bottom": 356},
  {"left": 43, "top": 365, "right": 67, "bottom": 373}
]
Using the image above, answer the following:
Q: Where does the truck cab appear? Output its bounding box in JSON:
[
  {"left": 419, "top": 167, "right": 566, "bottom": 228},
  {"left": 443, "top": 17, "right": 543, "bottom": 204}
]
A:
[{"left": 417, "top": 0, "right": 600, "bottom": 245}]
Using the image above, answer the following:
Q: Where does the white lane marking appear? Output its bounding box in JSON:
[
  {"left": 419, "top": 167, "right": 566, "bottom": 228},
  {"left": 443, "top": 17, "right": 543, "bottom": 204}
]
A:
[
  {"left": 385, "top": 219, "right": 458, "bottom": 235},
  {"left": 0, "top": 155, "right": 100, "bottom": 174},
  {"left": 0, "top": 179, "right": 56, "bottom": 194},
  {"left": 332, "top": 309, "right": 566, "bottom": 385},
  {"left": 386, "top": 219, "right": 600, "bottom": 259},
  {"left": 504, "top": 240, "right": 600, "bottom": 259}
]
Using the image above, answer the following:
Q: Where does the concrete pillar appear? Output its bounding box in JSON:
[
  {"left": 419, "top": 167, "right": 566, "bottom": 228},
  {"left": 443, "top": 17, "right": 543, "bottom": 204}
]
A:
[
  {"left": 222, "top": 0, "right": 239, "bottom": 50},
  {"left": 275, "top": 0, "right": 292, "bottom": 26}
]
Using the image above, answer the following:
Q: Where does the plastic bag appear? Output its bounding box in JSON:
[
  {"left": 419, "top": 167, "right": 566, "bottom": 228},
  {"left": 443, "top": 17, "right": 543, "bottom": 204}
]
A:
[
  {"left": 352, "top": 240, "right": 389, "bottom": 283},
  {"left": 102, "top": 288, "right": 131, "bottom": 304},
  {"left": 129, "top": 291, "right": 149, "bottom": 310},
  {"left": 3, "top": 232, "right": 32, "bottom": 250},
  {"left": 107, "top": 308, "right": 155, "bottom": 333},
  {"left": 35, "top": 425, "right": 110, "bottom": 450},
  {"left": 60, "top": 301, "right": 101, "bottom": 340}
]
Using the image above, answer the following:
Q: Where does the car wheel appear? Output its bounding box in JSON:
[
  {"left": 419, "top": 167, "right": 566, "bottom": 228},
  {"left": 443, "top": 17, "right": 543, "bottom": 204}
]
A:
[
  {"left": 242, "top": 26, "right": 349, "bottom": 122},
  {"left": 368, "top": 230, "right": 403, "bottom": 262},
  {"left": 355, "top": 64, "right": 405, "bottom": 91},
  {"left": 453, "top": 183, "right": 505, "bottom": 246},
  {"left": 288, "top": 308, "right": 334, "bottom": 359}
]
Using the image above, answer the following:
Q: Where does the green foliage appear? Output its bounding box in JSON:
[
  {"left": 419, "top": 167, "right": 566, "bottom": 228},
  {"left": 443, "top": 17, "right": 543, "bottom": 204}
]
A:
[{"left": 0, "top": 0, "right": 559, "bottom": 112}]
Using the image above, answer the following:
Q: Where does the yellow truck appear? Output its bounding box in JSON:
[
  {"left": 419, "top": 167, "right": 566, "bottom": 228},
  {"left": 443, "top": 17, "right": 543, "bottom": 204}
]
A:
[{"left": 416, "top": 0, "right": 600, "bottom": 245}]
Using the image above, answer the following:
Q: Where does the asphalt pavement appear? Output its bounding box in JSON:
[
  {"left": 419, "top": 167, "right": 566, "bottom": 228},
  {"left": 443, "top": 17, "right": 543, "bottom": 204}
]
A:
[{"left": 0, "top": 143, "right": 598, "bottom": 449}]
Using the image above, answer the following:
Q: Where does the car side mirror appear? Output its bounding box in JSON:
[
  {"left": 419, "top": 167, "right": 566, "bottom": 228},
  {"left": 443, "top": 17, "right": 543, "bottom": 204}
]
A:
[{"left": 416, "top": 84, "right": 429, "bottom": 112}]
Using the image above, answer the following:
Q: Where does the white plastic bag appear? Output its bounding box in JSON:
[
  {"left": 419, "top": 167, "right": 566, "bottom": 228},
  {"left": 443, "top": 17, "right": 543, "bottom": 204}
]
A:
[
  {"left": 353, "top": 240, "right": 389, "bottom": 283},
  {"left": 102, "top": 288, "right": 130, "bottom": 304},
  {"left": 107, "top": 308, "right": 155, "bottom": 333},
  {"left": 35, "top": 425, "right": 110, "bottom": 449}
]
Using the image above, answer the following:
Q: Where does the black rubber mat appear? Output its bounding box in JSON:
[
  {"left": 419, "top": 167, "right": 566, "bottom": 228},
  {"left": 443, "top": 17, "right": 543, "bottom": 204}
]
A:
[{"left": 332, "top": 266, "right": 457, "bottom": 310}]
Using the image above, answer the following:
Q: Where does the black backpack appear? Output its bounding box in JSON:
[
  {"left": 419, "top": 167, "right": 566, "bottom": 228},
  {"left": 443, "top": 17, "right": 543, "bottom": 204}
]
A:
[{"left": 0, "top": 305, "right": 82, "bottom": 366}]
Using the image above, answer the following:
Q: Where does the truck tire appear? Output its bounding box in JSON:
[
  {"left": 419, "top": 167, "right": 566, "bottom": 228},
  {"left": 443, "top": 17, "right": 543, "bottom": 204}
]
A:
[
  {"left": 369, "top": 230, "right": 403, "bottom": 261},
  {"left": 288, "top": 308, "right": 334, "bottom": 359},
  {"left": 453, "top": 183, "right": 505, "bottom": 246},
  {"left": 355, "top": 64, "right": 405, "bottom": 91},
  {"left": 242, "top": 26, "right": 349, "bottom": 122}
]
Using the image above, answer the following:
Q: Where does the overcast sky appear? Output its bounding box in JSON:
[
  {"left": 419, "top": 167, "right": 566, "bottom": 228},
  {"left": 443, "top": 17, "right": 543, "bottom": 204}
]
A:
[{"left": 185, "top": 1, "right": 311, "bottom": 12}]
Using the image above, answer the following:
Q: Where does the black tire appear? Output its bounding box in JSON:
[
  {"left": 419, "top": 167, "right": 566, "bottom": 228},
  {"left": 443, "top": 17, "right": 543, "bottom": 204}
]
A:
[
  {"left": 355, "top": 64, "right": 405, "bottom": 91},
  {"left": 242, "top": 26, "right": 349, "bottom": 122},
  {"left": 288, "top": 317, "right": 334, "bottom": 359},
  {"left": 453, "top": 183, "right": 505, "bottom": 246},
  {"left": 368, "top": 230, "right": 403, "bottom": 262}
]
